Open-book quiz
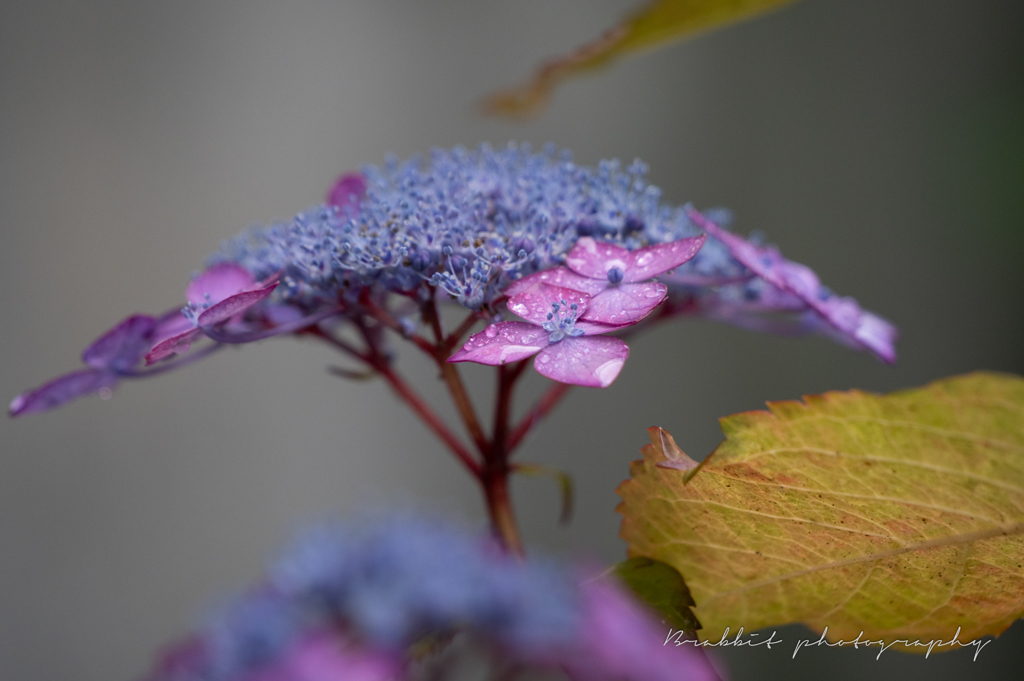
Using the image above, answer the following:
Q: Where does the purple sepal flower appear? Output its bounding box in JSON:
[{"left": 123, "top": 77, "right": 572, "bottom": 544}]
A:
[
  {"left": 10, "top": 313, "right": 159, "bottom": 416},
  {"left": 508, "top": 235, "right": 706, "bottom": 328},
  {"left": 145, "top": 631, "right": 401, "bottom": 681},
  {"left": 81, "top": 314, "right": 157, "bottom": 371},
  {"left": 563, "top": 579, "right": 718, "bottom": 681},
  {"left": 687, "top": 209, "right": 898, "bottom": 364},
  {"left": 147, "top": 263, "right": 279, "bottom": 364},
  {"left": 239, "top": 633, "right": 401, "bottom": 681},
  {"left": 449, "top": 283, "right": 629, "bottom": 388},
  {"left": 326, "top": 172, "right": 367, "bottom": 213},
  {"left": 8, "top": 369, "right": 119, "bottom": 417}
]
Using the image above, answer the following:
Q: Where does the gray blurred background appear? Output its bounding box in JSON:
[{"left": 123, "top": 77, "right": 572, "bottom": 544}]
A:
[{"left": 1, "top": 1, "right": 1022, "bottom": 679}]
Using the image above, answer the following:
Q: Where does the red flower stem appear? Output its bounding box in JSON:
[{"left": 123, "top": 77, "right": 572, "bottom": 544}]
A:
[
  {"left": 361, "top": 295, "right": 436, "bottom": 356},
  {"left": 482, "top": 460, "right": 525, "bottom": 558},
  {"left": 375, "top": 359, "right": 483, "bottom": 480},
  {"left": 506, "top": 382, "right": 573, "bottom": 454},
  {"left": 313, "top": 326, "right": 483, "bottom": 480},
  {"left": 493, "top": 360, "right": 527, "bottom": 453},
  {"left": 357, "top": 295, "right": 523, "bottom": 552},
  {"left": 421, "top": 297, "right": 490, "bottom": 456}
]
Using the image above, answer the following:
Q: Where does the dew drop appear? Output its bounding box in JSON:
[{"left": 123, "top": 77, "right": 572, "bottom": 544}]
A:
[
  {"left": 484, "top": 326, "right": 498, "bottom": 338},
  {"left": 539, "top": 354, "right": 551, "bottom": 364}
]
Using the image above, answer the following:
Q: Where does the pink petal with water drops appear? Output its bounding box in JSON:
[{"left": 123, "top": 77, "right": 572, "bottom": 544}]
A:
[
  {"left": 533, "top": 336, "right": 628, "bottom": 388},
  {"left": 505, "top": 267, "right": 605, "bottom": 298},
  {"left": 81, "top": 314, "right": 156, "bottom": 371},
  {"left": 507, "top": 284, "right": 590, "bottom": 326},
  {"left": 580, "top": 282, "right": 667, "bottom": 327},
  {"left": 564, "top": 238, "right": 630, "bottom": 280},
  {"left": 185, "top": 262, "right": 256, "bottom": 306},
  {"left": 447, "top": 322, "right": 550, "bottom": 365},
  {"left": 621, "top": 235, "right": 705, "bottom": 281}
]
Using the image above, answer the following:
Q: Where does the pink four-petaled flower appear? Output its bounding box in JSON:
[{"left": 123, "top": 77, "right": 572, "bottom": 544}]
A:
[
  {"left": 448, "top": 283, "right": 629, "bottom": 388},
  {"left": 506, "top": 235, "right": 706, "bottom": 329}
]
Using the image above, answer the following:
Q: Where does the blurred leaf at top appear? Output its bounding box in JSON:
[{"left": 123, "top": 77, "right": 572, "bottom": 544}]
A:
[{"left": 484, "top": 0, "right": 803, "bottom": 119}]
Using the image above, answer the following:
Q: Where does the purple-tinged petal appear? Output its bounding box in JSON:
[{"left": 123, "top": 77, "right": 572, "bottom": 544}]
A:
[
  {"left": 196, "top": 280, "right": 278, "bottom": 327},
  {"left": 505, "top": 267, "right": 605, "bottom": 298},
  {"left": 533, "top": 336, "right": 628, "bottom": 388},
  {"left": 146, "top": 327, "right": 202, "bottom": 365},
  {"left": 186, "top": 262, "right": 256, "bottom": 306},
  {"left": 507, "top": 284, "right": 591, "bottom": 326},
  {"left": 326, "top": 172, "right": 367, "bottom": 212},
  {"left": 447, "top": 322, "right": 549, "bottom": 365},
  {"left": 580, "top": 282, "right": 667, "bottom": 327},
  {"left": 154, "top": 310, "right": 194, "bottom": 341},
  {"left": 263, "top": 303, "right": 306, "bottom": 326},
  {"left": 853, "top": 311, "right": 899, "bottom": 364},
  {"left": 690, "top": 208, "right": 899, "bottom": 363},
  {"left": 81, "top": 314, "right": 156, "bottom": 371},
  {"left": 564, "top": 579, "right": 718, "bottom": 681},
  {"left": 564, "top": 237, "right": 630, "bottom": 280},
  {"left": 621, "top": 235, "right": 706, "bottom": 282},
  {"left": 9, "top": 369, "right": 117, "bottom": 416}
]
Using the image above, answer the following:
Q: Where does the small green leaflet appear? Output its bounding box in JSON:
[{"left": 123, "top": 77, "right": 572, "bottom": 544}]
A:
[
  {"left": 616, "top": 372, "right": 1024, "bottom": 650},
  {"left": 614, "top": 556, "right": 702, "bottom": 636}
]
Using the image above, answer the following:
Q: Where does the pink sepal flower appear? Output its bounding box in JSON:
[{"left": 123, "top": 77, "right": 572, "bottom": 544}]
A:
[
  {"left": 146, "top": 263, "right": 279, "bottom": 364},
  {"left": 563, "top": 578, "right": 719, "bottom": 681},
  {"left": 448, "top": 283, "right": 629, "bottom": 388},
  {"left": 689, "top": 209, "right": 898, "bottom": 364},
  {"left": 326, "top": 172, "right": 367, "bottom": 212},
  {"left": 239, "top": 633, "right": 401, "bottom": 681},
  {"left": 507, "top": 235, "right": 705, "bottom": 328}
]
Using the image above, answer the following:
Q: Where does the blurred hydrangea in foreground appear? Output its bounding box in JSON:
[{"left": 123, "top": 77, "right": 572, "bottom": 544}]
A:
[
  {"left": 11, "top": 143, "right": 897, "bottom": 414},
  {"left": 143, "top": 515, "right": 718, "bottom": 681}
]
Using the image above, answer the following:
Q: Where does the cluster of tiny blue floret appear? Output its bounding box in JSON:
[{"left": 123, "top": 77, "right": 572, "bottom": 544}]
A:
[
  {"left": 214, "top": 143, "right": 749, "bottom": 311},
  {"left": 189, "top": 515, "right": 580, "bottom": 681}
]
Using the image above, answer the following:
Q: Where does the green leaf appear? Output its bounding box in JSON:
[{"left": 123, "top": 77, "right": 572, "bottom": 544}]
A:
[
  {"left": 614, "top": 556, "right": 703, "bottom": 636},
  {"left": 483, "top": 0, "right": 802, "bottom": 118},
  {"left": 617, "top": 372, "right": 1024, "bottom": 649}
]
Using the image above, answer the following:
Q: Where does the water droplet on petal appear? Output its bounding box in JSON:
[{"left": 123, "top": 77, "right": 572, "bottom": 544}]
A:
[
  {"left": 484, "top": 326, "right": 498, "bottom": 338},
  {"left": 539, "top": 354, "right": 551, "bottom": 364}
]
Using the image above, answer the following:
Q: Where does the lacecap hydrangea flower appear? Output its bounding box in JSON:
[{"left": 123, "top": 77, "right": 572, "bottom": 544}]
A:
[
  {"left": 11, "top": 143, "right": 897, "bottom": 415},
  {"left": 143, "top": 514, "right": 718, "bottom": 681}
]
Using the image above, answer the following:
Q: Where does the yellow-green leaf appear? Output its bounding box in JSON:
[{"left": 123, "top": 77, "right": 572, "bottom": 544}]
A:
[
  {"left": 617, "top": 372, "right": 1024, "bottom": 649},
  {"left": 483, "top": 0, "right": 802, "bottom": 118}
]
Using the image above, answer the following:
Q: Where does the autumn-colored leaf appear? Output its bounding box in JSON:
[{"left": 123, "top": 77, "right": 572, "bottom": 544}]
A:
[
  {"left": 484, "top": 0, "right": 802, "bottom": 118},
  {"left": 617, "top": 373, "right": 1024, "bottom": 650}
]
